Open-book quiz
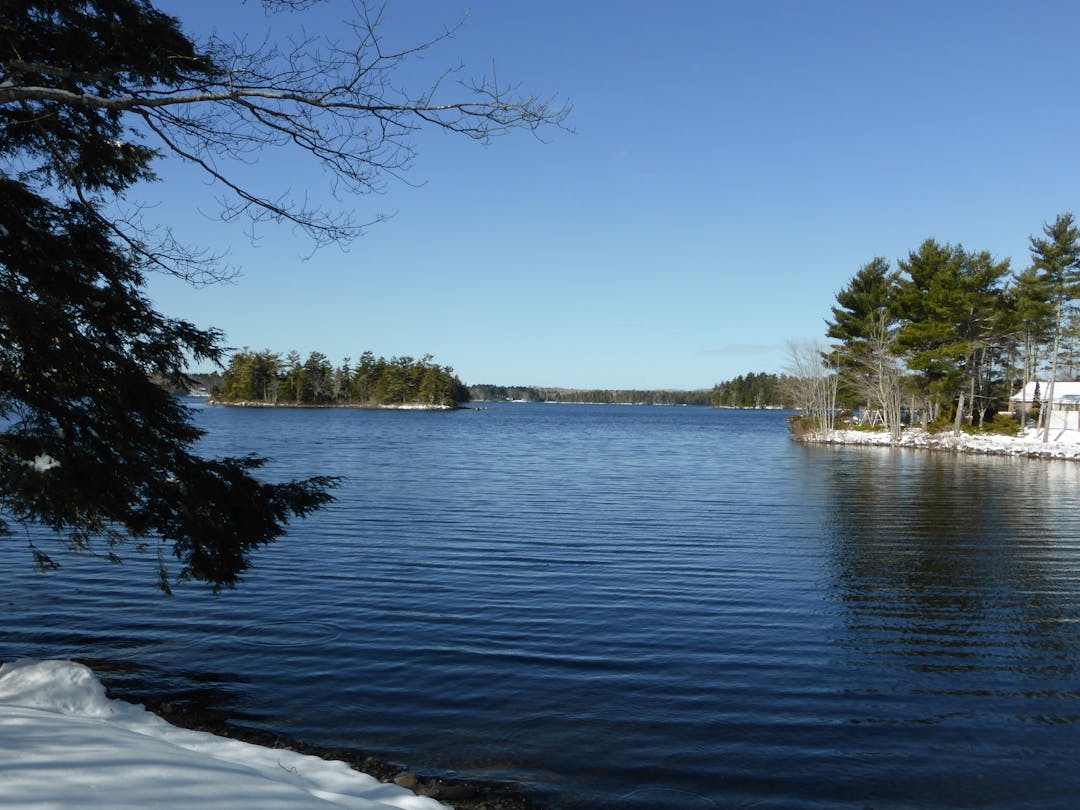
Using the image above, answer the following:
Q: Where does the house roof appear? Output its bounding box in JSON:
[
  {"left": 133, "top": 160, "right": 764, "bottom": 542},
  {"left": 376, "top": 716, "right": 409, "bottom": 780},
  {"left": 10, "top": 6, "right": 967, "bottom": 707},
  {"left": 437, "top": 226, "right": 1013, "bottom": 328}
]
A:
[{"left": 1011, "top": 381, "right": 1080, "bottom": 402}]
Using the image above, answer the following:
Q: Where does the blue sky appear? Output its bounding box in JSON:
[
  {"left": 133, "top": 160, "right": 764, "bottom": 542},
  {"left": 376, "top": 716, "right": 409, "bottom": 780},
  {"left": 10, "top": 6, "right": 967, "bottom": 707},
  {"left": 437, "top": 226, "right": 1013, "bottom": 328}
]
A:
[{"left": 144, "top": 1, "right": 1080, "bottom": 389}]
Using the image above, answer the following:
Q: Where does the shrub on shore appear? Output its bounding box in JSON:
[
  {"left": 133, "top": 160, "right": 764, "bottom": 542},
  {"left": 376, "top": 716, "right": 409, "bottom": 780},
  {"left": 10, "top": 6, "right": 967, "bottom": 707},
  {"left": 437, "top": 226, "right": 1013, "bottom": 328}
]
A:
[{"left": 963, "top": 413, "right": 1022, "bottom": 437}]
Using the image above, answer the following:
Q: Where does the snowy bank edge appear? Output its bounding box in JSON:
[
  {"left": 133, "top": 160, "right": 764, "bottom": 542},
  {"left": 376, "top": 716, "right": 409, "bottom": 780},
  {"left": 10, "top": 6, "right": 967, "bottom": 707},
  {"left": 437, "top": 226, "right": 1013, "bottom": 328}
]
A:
[
  {"left": 0, "top": 659, "right": 545, "bottom": 810},
  {"left": 797, "top": 427, "right": 1080, "bottom": 461},
  {"left": 0, "top": 658, "right": 449, "bottom": 810},
  {"left": 205, "top": 400, "right": 457, "bottom": 410}
]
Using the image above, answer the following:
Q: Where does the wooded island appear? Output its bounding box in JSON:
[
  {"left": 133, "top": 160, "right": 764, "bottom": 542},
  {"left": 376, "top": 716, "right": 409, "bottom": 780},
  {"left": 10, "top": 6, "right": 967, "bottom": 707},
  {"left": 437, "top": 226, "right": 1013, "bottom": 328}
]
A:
[{"left": 212, "top": 350, "right": 469, "bottom": 408}]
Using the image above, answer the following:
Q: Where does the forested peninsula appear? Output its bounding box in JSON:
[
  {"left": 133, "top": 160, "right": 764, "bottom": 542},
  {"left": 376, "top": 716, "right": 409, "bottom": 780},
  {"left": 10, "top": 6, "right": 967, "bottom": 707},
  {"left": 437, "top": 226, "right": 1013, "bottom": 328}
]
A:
[
  {"left": 211, "top": 349, "right": 469, "bottom": 408},
  {"left": 786, "top": 213, "right": 1080, "bottom": 447},
  {"left": 708, "top": 372, "right": 790, "bottom": 409}
]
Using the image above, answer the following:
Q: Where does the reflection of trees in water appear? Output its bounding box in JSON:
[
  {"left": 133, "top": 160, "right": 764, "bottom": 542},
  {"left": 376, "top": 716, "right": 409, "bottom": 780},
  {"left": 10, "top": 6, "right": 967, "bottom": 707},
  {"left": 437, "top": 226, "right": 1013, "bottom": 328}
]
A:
[
  {"left": 820, "top": 446, "right": 1080, "bottom": 679},
  {"left": 811, "top": 447, "right": 1080, "bottom": 807}
]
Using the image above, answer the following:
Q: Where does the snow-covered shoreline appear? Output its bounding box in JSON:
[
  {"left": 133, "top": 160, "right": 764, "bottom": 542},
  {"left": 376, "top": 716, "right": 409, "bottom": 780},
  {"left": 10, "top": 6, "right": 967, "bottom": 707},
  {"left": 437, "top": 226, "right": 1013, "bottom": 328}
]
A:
[
  {"left": 0, "top": 659, "right": 451, "bottom": 810},
  {"left": 206, "top": 400, "right": 456, "bottom": 411},
  {"left": 799, "top": 426, "right": 1080, "bottom": 460}
]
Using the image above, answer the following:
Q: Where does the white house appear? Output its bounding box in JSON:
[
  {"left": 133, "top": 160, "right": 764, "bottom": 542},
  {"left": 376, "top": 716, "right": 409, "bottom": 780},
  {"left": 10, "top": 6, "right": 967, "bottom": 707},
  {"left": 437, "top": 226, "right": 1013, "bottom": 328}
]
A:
[{"left": 1011, "top": 381, "right": 1080, "bottom": 430}]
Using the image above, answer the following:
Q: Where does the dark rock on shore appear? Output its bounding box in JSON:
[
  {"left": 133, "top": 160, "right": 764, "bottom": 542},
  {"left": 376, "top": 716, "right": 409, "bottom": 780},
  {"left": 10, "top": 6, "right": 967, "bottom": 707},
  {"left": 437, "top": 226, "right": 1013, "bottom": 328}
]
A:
[{"left": 143, "top": 695, "right": 549, "bottom": 810}]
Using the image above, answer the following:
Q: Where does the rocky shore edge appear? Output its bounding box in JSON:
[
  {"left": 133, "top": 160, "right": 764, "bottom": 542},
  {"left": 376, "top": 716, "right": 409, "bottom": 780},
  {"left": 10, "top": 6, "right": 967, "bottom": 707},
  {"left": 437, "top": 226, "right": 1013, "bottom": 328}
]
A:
[
  {"left": 798, "top": 426, "right": 1080, "bottom": 461},
  {"left": 133, "top": 691, "right": 550, "bottom": 810}
]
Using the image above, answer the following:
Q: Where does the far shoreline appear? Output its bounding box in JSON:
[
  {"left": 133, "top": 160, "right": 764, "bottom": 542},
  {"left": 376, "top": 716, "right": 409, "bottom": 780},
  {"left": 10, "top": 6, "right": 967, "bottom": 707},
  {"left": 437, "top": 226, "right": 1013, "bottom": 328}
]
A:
[{"left": 204, "top": 399, "right": 459, "bottom": 411}]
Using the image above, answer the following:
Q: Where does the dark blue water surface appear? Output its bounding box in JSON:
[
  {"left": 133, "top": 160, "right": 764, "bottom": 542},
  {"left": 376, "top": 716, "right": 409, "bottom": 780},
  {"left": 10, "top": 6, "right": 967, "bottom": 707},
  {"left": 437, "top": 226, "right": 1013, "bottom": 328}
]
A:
[{"left": 4, "top": 403, "right": 1080, "bottom": 809}]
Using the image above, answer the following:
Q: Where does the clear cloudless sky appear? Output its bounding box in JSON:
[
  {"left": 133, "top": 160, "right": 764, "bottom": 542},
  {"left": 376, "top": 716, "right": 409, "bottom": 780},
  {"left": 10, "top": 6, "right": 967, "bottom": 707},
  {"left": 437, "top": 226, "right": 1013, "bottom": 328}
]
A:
[{"left": 143, "top": 0, "right": 1080, "bottom": 390}]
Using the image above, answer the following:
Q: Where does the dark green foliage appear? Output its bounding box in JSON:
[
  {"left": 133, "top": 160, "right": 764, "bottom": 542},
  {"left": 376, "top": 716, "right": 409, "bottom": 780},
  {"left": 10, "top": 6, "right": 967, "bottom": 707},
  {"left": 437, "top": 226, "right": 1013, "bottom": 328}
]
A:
[
  {"left": 1028, "top": 214, "right": 1080, "bottom": 437},
  {"left": 923, "top": 414, "right": 956, "bottom": 434},
  {"left": 823, "top": 233, "right": 1045, "bottom": 432},
  {"left": 0, "top": 179, "right": 337, "bottom": 591},
  {"left": 1011, "top": 267, "right": 1055, "bottom": 351},
  {"left": 964, "top": 413, "right": 1022, "bottom": 437},
  {"left": 2, "top": 0, "right": 564, "bottom": 588},
  {"left": 819, "top": 217, "right": 1080, "bottom": 434},
  {"left": 0, "top": 0, "right": 206, "bottom": 196},
  {"left": 541, "top": 388, "right": 712, "bottom": 405},
  {"left": 2, "top": 0, "right": 567, "bottom": 258},
  {"left": 896, "top": 241, "right": 1010, "bottom": 425},
  {"left": 1030, "top": 214, "right": 1080, "bottom": 298},
  {"left": 709, "top": 373, "right": 789, "bottom": 408},
  {"left": 825, "top": 258, "right": 903, "bottom": 410},
  {"left": 467, "top": 385, "right": 713, "bottom": 406},
  {"left": 825, "top": 257, "right": 900, "bottom": 351},
  {"left": 218, "top": 350, "right": 468, "bottom": 408},
  {"left": 835, "top": 239, "right": 1011, "bottom": 427},
  {"left": 0, "top": 0, "right": 339, "bottom": 590}
]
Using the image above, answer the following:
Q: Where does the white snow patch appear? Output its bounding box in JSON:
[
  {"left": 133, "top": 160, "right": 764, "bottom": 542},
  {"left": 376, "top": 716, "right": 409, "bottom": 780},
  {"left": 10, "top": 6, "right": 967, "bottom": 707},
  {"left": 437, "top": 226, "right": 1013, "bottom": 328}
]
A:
[
  {"left": 802, "top": 427, "right": 1080, "bottom": 460},
  {"left": 27, "top": 453, "right": 61, "bottom": 472},
  {"left": 0, "top": 659, "right": 449, "bottom": 810}
]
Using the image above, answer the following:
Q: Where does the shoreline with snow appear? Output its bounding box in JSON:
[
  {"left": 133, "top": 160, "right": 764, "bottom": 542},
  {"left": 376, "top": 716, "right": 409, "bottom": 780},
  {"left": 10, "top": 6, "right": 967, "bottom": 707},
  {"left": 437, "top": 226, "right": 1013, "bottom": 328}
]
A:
[
  {"left": 0, "top": 659, "right": 541, "bottom": 810},
  {"left": 798, "top": 426, "right": 1080, "bottom": 460},
  {"left": 206, "top": 400, "right": 458, "bottom": 411}
]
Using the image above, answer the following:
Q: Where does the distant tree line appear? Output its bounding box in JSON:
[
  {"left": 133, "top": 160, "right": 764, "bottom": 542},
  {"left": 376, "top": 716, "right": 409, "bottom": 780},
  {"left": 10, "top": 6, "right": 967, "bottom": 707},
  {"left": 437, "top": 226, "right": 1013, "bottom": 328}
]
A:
[
  {"left": 708, "top": 372, "right": 790, "bottom": 408},
  {"left": 469, "top": 378, "right": 794, "bottom": 408},
  {"left": 789, "top": 213, "right": 1080, "bottom": 441},
  {"left": 468, "top": 385, "right": 713, "bottom": 406},
  {"left": 215, "top": 350, "right": 469, "bottom": 407}
]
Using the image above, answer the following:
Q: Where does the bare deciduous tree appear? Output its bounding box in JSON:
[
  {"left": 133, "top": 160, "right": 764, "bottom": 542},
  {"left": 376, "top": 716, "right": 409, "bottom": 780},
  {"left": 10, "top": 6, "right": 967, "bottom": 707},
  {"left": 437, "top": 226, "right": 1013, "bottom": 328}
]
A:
[
  {"left": 846, "top": 312, "right": 905, "bottom": 441},
  {"left": 783, "top": 340, "right": 838, "bottom": 436},
  {"left": 2, "top": 0, "right": 571, "bottom": 283}
]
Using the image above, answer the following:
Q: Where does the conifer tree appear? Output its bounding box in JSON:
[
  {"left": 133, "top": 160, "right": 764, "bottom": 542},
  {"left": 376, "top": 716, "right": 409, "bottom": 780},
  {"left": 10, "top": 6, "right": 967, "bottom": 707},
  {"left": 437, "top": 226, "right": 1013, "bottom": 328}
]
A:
[
  {"left": 1, "top": 0, "right": 563, "bottom": 588},
  {"left": 1029, "top": 213, "right": 1080, "bottom": 441},
  {"left": 825, "top": 257, "right": 903, "bottom": 427},
  {"left": 893, "top": 240, "right": 1009, "bottom": 432},
  {"left": 1010, "top": 265, "right": 1055, "bottom": 390},
  {"left": 825, "top": 257, "right": 901, "bottom": 357}
]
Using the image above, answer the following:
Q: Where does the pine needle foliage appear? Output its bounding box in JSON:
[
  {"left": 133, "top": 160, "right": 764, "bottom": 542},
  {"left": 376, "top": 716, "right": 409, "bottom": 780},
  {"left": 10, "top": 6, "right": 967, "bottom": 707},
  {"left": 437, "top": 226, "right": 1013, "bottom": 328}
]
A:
[{"left": 1, "top": 0, "right": 564, "bottom": 589}]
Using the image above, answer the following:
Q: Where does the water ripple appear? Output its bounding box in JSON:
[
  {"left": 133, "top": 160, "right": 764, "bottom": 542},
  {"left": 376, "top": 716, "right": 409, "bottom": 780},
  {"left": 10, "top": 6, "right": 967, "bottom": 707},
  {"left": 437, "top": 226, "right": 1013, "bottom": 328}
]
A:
[
  {"left": 6, "top": 405, "right": 1080, "bottom": 809},
  {"left": 225, "top": 620, "right": 346, "bottom": 648}
]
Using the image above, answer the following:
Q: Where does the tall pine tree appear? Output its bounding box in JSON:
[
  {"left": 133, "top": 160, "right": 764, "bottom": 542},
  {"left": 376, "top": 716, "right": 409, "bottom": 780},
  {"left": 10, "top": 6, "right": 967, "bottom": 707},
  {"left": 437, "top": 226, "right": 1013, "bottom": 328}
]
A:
[{"left": 1029, "top": 213, "right": 1080, "bottom": 441}]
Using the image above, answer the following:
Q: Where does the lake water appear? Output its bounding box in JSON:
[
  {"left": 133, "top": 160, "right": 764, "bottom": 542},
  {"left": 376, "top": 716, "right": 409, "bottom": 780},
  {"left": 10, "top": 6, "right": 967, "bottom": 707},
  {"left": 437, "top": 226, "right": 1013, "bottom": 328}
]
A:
[{"left": 4, "top": 402, "right": 1080, "bottom": 809}]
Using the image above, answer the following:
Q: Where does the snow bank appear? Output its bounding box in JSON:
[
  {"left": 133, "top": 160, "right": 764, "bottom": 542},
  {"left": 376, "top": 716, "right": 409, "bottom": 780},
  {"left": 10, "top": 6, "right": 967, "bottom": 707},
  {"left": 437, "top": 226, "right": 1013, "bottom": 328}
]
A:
[
  {"left": 0, "top": 659, "right": 448, "bottom": 810},
  {"left": 801, "top": 426, "right": 1080, "bottom": 460}
]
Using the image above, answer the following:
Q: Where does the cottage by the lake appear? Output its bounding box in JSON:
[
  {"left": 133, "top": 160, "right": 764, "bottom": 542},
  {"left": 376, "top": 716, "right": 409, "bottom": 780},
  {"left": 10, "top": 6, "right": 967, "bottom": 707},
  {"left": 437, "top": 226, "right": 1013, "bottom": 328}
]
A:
[{"left": 1011, "top": 381, "right": 1080, "bottom": 430}]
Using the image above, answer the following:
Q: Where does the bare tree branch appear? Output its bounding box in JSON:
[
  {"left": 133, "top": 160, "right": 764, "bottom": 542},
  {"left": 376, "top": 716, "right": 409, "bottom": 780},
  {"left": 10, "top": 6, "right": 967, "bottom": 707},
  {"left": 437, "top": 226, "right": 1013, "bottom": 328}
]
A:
[{"left": 1, "top": 0, "right": 571, "bottom": 282}]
